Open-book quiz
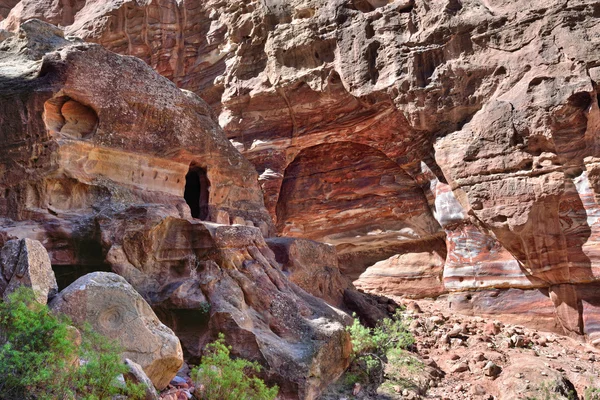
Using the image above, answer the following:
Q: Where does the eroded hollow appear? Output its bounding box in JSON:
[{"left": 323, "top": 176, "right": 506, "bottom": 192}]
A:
[
  {"left": 51, "top": 238, "right": 111, "bottom": 291},
  {"left": 53, "top": 264, "right": 112, "bottom": 291},
  {"left": 154, "top": 308, "right": 210, "bottom": 363},
  {"left": 184, "top": 164, "right": 210, "bottom": 220},
  {"left": 43, "top": 95, "right": 98, "bottom": 139}
]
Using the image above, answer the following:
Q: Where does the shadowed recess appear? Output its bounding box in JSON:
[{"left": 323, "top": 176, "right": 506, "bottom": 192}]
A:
[{"left": 184, "top": 164, "right": 210, "bottom": 220}]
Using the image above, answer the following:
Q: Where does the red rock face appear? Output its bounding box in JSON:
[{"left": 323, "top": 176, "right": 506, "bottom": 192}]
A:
[
  {"left": 3, "top": 0, "right": 600, "bottom": 346},
  {"left": 0, "top": 21, "right": 354, "bottom": 398},
  {"left": 0, "top": 0, "right": 18, "bottom": 21},
  {"left": 275, "top": 141, "right": 440, "bottom": 268},
  {"left": 1, "top": 0, "right": 445, "bottom": 273}
]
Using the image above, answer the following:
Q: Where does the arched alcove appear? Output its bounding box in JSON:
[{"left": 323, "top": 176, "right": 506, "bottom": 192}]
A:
[
  {"left": 184, "top": 164, "right": 210, "bottom": 220},
  {"left": 275, "top": 142, "right": 431, "bottom": 236},
  {"left": 43, "top": 95, "right": 98, "bottom": 139}
]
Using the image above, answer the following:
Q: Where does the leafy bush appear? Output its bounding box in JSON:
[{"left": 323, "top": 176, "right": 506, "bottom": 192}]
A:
[
  {"left": 0, "top": 286, "right": 145, "bottom": 400},
  {"left": 346, "top": 309, "right": 418, "bottom": 387},
  {"left": 525, "top": 380, "right": 578, "bottom": 400},
  {"left": 347, "top": 309, "right": 415, "bottom": 375},
  {"left": 191, "top": 333, "right": 278, "bottom": 400},
  {"left": 587, "top": 387, "right": 600, "bottom": 400}
]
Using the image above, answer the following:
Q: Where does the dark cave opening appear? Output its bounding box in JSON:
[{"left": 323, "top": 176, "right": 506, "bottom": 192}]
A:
[
  {"left": 49, "top": 235, "right": 112, "bottom": 291},
  {"left": 154, "top": 307, "right": 211, "bottom": 363},
  {"left": 184, "top": 165, "right": 210, "bottom": 220},
  {"left": 52, "top": 264, "right": 112, "bottom": 292}
]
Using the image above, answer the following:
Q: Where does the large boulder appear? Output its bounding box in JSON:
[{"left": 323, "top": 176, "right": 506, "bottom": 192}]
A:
[
  {"left": 266, "top": 237, "right": 351, "bottom": 307},
  {"left": 0, "top": 238, "right": 57, "bottom": 303},
  {"left": 49, "top": 272, "right": 183, "bottom": 390},
  {"left": 266, "top": 236, "right": 398, "bottom": 327},
  {"left": 102, "top": 215, "right": 353, "bottom": 400}
]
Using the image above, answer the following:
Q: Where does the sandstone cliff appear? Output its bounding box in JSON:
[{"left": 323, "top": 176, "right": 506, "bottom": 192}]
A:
[
  {"left": 3, "top": 0, "right": 600, "bottom": 369},
  {"left": 0, "top": 20, "right": 353, "bottom": 398}
]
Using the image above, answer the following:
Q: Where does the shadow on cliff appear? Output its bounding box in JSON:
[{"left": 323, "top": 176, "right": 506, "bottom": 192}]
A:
[
  {"left": 511, "top": 177, "right": 594, "bottom": 334},
  {"left": 516, "top": 178, "right": 594, "bottom": 285}
]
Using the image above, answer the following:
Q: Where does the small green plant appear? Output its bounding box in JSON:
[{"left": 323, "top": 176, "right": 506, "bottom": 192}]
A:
[
  {"left": 199, "top": 301, "right": 211, "bottom": 314},
  {"left": 347, "top": 310, "right": 414, "bottom": 371},
  {"left": 342, "top": 372, "right": 360, "bottom": 387},
  {"left": 585, "top": 386, "right": 600, "bottom": 400},
  {"left": 191, "top": 333, "right": 278, "bottom": 400},
  {"left": 346, "top": 309, "right": 417, "bottom": 386},
  {"left": 0, "top": 286, "right": 145, "bottom": 400}
]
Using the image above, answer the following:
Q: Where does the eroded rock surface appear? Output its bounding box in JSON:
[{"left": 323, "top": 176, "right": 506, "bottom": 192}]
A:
[
  {"left": 50, "top": 272, "right": 183, "bottom": 390},
  {"left": 102, "top": 215, "right": 352, "bottom": 399},
  {"left": 266, "top": 236, "right": 399, "bottom": 327},
  {"left": 267, "top": 237, "right": 353, "bottom": 307},
  {"left": 0, "top": 0, "right": 446, "bottom": 277},
  {"left": 0, "top": 17, "right": 271, "bottom": 282},
  {"left": 4, "top": 0, "right": 600, "bottom": 358},
  {"left": 0, "top": 238, "right": 58, "bottom": 303},
  {"left": 5, "top": 5, "right": 600, "bottom": 342},
  {"left": 0, "top": 20, "right": 352, "bottom": 399},
  {"left": 0, "top": 18, "right": 271, "bottom": 252}
]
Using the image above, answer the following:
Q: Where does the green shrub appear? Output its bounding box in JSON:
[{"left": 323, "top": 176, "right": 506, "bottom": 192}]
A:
[
  {"left": 525, "top": 380, "right": 578, "bottom": 400},
  {"left": 587, "top": 387, "right": 600, "bottom": 400},
  {"left": 191, "top": 333, "right": 278, "bottom": 400},
  {"left": 0, "top": 286, "right": 145, "bottom": 400},
  {"left": 346, "top": 309, "right": 417, "bottom": 385}
]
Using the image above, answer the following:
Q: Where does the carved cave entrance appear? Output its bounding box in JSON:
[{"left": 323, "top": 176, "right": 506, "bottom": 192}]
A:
[{"left": 184, "top": 165, "right": 210, "bottom": 220}]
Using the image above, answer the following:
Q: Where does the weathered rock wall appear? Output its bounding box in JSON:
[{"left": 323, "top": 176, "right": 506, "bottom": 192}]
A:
[
  {"left": 0, "top": 20, "right": 353, "bottom": 399},
  {"left": 3, "top": 0, "right": 600, "bottom": 344},
  {"left": 0, "top": 18, "right": 272, "bottom": 257},
  {"left": 0, "top": 0, "right": 446, "bottom": 273}
]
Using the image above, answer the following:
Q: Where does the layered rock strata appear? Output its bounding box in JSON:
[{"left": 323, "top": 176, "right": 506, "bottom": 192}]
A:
[
  {"left": 3, "top": 0, "right": 600, "bottom": 346},
  {"left": 0, "top": 0, "right": 446, "bottom": 277},
  {"left": 0, "top": 20, "right": 351, "bottom": 398}
]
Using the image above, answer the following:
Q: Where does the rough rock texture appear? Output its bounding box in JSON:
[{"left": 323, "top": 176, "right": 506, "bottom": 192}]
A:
[
  {"left": 124, "top": 358, "right": 161, "bottom": 400},
  {"left": 325, "top": 297, "right": 600, "bottom": 400},
  {"left": 50, "top": 272, "right": 184, "bottom": 390},
  {"left": 266, "top": 237, "right": 352, "bottom": 307},
  {"left": 0, "top": 238, "right": 58, "bottom": 303},
  {"left": 0, "top": 0, "right": 445, "bottom": 278},
  {"left": 103, "top": 215, "right": 352, "bottom": 399},
  {"left": 0, "top": 18, "right": 272, "bottom": 256},
  {"left": 355, "top": 247, "right": 446, "bottom": 298},
  {"left": 266, "top": 236, "right": 399, "bottom": 327},
  {"left": 0, "top": 17, "right": 270, "bottom": 292},
  {"left": 8, "top": 0, "right": 599, "bottom": 344},
  {"left": 0, "top": 21, "right": 352, "bottom": 399}
]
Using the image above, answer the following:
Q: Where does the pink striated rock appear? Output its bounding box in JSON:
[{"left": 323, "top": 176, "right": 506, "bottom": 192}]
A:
[
  {"left": 3, "top": 0, "right": 600, "bottom": 348},
  {"left": 355, "top": 249, "right": 446, "bottom": 298},
  {"left": 449, "top": 288, "right": 562, "bottom": 334}
]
